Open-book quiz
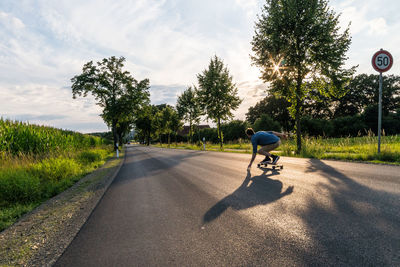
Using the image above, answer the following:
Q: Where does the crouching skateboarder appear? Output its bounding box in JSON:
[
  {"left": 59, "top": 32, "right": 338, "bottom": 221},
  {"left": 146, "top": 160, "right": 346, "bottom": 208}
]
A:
[{"left": 246, "top": 128, "right": 287, "bottom": 169}]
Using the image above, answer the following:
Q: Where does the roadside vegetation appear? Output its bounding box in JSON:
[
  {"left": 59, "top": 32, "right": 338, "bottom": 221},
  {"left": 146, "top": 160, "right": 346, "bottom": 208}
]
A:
[
  {"left": 152, "top": 134, "right": 400, "bottom": 165},
  {"left": 0, "top": 118, "right": 113, "bottom": 231}
]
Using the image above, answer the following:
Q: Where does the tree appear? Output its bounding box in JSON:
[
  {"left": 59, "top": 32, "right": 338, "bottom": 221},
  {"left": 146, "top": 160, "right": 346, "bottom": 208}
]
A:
[
  {"left": 251, "top": 0, "right": 355, "bottom": 152},
  {"left": 197, "top": 55, "right": 242, "bottom": 149},
  {"left": 176, "top": 86, "right": 202, "bottom": 144},
  {"left": 135, "top": 105, "right": 156, "bottom": 146},
  {"left": 334, "top": 74, "right": 400, "bottom": 118},
  {"left": 246, "top": 94, "right": 293, "bottom": 131},
  {"left": 160, "top": 105, "right": 175, "bottom": 147},
  {"left": 71, "top": 56, "right": 150, "bottom": 149},
  {"left": 220, "top": 120, "right": 250, "bottom": 141},
  {"left": 170, "top": 109, "right": 183, "bottom": 146},
  {"left": 253, "top": 114, "right": 281, "bottom": 133}
]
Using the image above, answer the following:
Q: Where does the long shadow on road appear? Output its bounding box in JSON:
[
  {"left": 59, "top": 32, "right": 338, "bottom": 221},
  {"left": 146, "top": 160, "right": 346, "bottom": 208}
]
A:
[
  {"left": 203, "top": 169, "right": 294, "bottom": 223},
  {"left": 300, "top": 159, "right": 400, "bottom": 266}
]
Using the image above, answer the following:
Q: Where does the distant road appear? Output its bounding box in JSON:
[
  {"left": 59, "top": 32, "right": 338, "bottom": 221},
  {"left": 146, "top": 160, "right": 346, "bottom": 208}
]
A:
[{"left": 56, "top": 145, "right": 400, "bottom": 266}]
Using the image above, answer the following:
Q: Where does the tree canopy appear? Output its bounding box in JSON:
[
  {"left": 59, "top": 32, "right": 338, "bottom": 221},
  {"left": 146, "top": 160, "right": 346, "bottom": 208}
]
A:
[
  {"left": 251, "top": 0, "right": 355, "bottom": 152},
  {"left": 197, "top": 55, "right": 242, "bottom": 149},
  {"left": 176, "top": 86, "right": 202, "bottom": 143},
  {"left": 71, "top": 56, "right": 150, "bottom": 148}
]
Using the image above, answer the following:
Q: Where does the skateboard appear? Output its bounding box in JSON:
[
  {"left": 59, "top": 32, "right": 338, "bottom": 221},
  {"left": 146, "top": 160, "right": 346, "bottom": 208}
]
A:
[{"left": 257, "top": 161, "right": 283, "bottom": 170}]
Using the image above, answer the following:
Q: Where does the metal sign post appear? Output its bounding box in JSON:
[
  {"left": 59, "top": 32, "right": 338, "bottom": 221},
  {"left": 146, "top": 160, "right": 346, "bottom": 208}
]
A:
[{"left": 371, "top": 49, "right": 393, "bottom": 153}]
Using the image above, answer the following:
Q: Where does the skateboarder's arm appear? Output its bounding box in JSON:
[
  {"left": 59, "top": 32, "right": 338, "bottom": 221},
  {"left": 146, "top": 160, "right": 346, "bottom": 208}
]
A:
[
  {"left": 248, "top": 153, "right": 257, "bottom": 168},
  {"left": 271, "top": 131, "right": 288, "bottom": 139}
]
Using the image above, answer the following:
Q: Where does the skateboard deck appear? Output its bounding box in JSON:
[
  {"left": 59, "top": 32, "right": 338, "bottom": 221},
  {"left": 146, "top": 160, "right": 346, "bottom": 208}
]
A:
[{"left": 257, "top": 162, "right": 283, "bottom": 170}]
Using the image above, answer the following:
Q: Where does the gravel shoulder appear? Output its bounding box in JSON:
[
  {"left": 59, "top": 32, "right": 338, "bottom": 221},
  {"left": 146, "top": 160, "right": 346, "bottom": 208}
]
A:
[{"left": 0, "top": 150, "right": 125, "bottom": 267}]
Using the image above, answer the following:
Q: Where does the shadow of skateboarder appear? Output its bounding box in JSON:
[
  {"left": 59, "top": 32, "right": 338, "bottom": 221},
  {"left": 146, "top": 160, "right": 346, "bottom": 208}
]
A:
[{"left": 203, "top": 169, "right": 294, "bottom": 223}]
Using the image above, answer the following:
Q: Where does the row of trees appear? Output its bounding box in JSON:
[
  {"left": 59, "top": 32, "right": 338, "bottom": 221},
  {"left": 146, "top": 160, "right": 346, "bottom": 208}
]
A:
[
  {"left": 70, "top": 55, "right": 242, "bottom": 151},
  {"left": 246, "top": 73, "right": 400, "bottom": 137},
  {"left": 135, "top": 56, "right": 242, "bottom": 149},
  {"left": 134, "top": 104, "right": 182, "bottom": 146}
]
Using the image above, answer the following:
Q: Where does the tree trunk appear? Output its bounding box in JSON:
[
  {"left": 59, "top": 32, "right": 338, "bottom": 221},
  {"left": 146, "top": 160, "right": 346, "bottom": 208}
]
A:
[
  {"left": 218, "top": 118, "right": 223, "bottom": 150},
  {"left": 295, "top": 77, "right": 302, "bottom": 154},
  {"left": 197, "top": 124, "right": 201, "bottom": 142},
  {"left": 112, "top": 120, "right": 119, "bottom": 151},
  {"left": 168, "top": 133, "right": 170, "bottom": 147},
  {"left": 189, "top": 121, "right": 193, "bottom": 144}
]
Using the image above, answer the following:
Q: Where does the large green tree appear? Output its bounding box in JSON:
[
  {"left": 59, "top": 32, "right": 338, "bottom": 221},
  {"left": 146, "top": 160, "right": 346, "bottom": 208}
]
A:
[
  {"left": 176, "top": 86, "right": 202, "bottom": 144},
  {"left": 251, "top": 0, "right": 355, "bottom": 152},
  {"left": 71, "top": 56, "right": 150, "bottom": 149},
  {"left": 197, "top": 56, "right": 242, "bottom": 149}
]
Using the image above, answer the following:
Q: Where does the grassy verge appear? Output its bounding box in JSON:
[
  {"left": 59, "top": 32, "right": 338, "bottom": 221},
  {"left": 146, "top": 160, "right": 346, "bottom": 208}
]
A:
[
  {"left": 152, "top": 135, "right": 400, "bottom": 164},
  {"left": 0, "top": 149, "right": 124, "bottom": 266},
  {"left": 0, "top": 146, "right": 114, "bottom": 231}
]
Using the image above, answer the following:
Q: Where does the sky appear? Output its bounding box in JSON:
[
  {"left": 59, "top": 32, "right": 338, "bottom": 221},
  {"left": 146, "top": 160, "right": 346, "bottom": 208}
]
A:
[{"left": 0, "top": 0, "right": 399, "bottom": 133}]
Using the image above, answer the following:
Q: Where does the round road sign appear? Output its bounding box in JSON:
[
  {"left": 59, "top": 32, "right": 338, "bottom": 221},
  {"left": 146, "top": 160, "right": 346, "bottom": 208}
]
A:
[{"left": 372, "top": 49, "right": 393, "bottom": 73}]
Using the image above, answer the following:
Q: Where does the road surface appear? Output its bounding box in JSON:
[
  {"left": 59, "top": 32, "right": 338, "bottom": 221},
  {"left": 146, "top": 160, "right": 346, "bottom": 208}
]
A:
[{"left": 55, "top": 145, "right": 400, "bottom": 266}]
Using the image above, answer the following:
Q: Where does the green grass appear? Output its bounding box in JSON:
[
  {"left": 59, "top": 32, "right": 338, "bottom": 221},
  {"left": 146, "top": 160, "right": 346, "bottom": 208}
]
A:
[
  {"left": 152, "top": 135, "right": 400, "bottom": 164},
  {"left": 0, "top": 146, "right": 114, "bottom": 231},
  {"left": 0, "top": 119, "right": 115, "bottom": 231}
]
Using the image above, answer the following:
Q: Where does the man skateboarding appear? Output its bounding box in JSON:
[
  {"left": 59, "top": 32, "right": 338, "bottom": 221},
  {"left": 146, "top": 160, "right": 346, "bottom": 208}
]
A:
[{"left": 246, "top": 128, "right": 287, "bottom": 169}]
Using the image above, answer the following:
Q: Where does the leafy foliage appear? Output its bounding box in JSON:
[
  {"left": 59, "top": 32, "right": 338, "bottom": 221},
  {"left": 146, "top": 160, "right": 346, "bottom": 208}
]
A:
[
  {"left": 0, "top": 118, "right": 103, "bottom": 155},
  {"left": 71, "top": 56, "right": 150, "bottom": 149},
  {"left": 197, "top": 56, "right": 242, "bottom": 149},
  {"left": 176, "top": 86, "right": 202, "bottom": 143},
  {"left": 246, "top": 94, "right": 293, "bottom": 130},
  {"left": 220, "top": 120, "right": 250, "bottom": 142},
  {"left": 253, "top": 115, "right": 282, "bottom": 133},
  {"left": 251, "top": 0, "right": 355, "bottom": 152}
]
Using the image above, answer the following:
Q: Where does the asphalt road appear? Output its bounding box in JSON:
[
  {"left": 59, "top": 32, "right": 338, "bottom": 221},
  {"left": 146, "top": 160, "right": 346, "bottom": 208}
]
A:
[{"left": 55, "top": 145, "right": 400, "bottom": 266}]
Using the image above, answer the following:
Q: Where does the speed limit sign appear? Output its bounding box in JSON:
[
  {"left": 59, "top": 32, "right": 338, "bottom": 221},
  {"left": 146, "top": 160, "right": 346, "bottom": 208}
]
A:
[
  {"left": 371, "top": 49, "right": 393, "bottom": 154},
  {"left": 372, "top": 49, "right": 393, "bottom": 72}
]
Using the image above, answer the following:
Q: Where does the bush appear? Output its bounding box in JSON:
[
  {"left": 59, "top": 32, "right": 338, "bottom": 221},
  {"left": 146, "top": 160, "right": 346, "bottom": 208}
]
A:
[
  {"left": 30, "top": 157, "right": 80, "bottom": 183},
  {"left": 332, "top": 115, "right": 367, "bottom": 137},
  {"left": 0, "top": 169, "right": 41, "bottom": 203},
  {"left": 221, "top": 120, "right": 250, "bottom": 142},
  {"left": 301, "top": 116, "right": 333, "bottom": 137},
  {"left": 253, "top": 115, "right": 281, "bottom": 132},
  {"left": 78, "top": 150, "right": 103, "bottom": 165},
  {"left": 198, "top": 128, "right": 219, "bottom": 143},
  {"left": 382, "top": 112, "right": 400, "bottom": 135}
]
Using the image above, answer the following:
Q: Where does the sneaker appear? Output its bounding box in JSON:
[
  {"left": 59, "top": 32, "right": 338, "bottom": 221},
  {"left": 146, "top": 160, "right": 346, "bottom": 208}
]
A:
[
  {"left": 261, "top": 156, "right": 271, "bottom": 163},
  {"left": 271, "top": 155, "right": 280, "bottom": 165}
]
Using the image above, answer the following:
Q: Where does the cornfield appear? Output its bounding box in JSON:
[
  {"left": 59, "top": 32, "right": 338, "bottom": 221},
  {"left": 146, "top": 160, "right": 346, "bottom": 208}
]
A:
[{"left": 0, "top": 118, "right": 104, "bottom": 156}]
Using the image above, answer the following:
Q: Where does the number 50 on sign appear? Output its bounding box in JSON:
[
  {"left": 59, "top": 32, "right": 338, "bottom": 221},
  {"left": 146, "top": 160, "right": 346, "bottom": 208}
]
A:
[{"left": 372, "top": 49, "right": 393, "bottom": 73}]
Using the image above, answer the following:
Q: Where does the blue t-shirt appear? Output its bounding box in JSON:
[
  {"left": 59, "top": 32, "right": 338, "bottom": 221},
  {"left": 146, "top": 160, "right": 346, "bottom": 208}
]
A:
[{"left": 251, "top": 131, "right": 279, "bottom": 153}]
